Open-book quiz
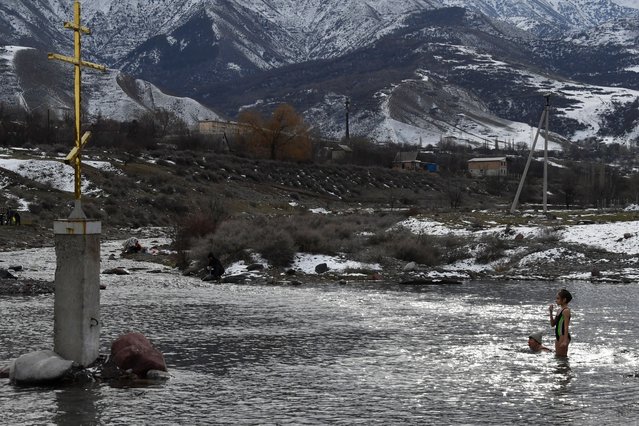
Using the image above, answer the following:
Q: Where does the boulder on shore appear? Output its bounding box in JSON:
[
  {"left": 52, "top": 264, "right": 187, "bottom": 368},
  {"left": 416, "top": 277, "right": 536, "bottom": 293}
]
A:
[
  {"left": 0, "top": 269, "right": 17, "bottom": 280},
  {"left": 403, "top": 262, "right": 418, "bottom": 272},
  {"left": 111, "top": 333, "right": 167, "bottom": 378},
  {"left": 315, "top": 263, "right": 329, "bottom": 274},
  {"left": 9, "top": 350, "right": 74, "bottom": 385}
]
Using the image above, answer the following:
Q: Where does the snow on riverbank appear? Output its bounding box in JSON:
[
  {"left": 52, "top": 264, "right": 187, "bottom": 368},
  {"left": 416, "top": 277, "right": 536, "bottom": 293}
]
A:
[
  {"left": 396, "top": 217, "right": 542, "bottom": 239},
  {"left": 2, "top": 238, "right": 181, "bottom": 288},
  {"left": 398, "top": 216, "right": 639, "bottom": 255},
  {"left": 292, "top": 253, "right": 381, "bottom": 274},
  {"left": 561, "top": 221, "right": 639, "bottom": 254},
  {"left": 394, "top": 215, "right": 639, "bottom": 281}
]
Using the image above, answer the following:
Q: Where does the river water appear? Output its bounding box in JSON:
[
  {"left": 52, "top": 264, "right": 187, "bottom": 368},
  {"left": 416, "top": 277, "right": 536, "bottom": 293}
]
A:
[{"left": 1, "top": 242, "right": 639, "bottom": 425}]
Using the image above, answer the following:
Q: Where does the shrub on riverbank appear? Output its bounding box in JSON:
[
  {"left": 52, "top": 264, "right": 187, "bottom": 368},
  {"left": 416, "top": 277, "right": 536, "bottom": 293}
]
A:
[
  {"left": 476, "top": 236, "right": 508, "bottom": 264},
  {"left": 186, "top": 212, "right": 402, "bottom": 268},
  {"left": 185, "top": 212, "right": 472, "bottom": 270}
]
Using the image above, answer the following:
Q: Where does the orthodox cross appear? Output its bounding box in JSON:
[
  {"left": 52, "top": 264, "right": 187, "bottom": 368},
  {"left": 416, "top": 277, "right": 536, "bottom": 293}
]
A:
[{"left": 48, "top": 0, "right": 106, "bottom": 203}]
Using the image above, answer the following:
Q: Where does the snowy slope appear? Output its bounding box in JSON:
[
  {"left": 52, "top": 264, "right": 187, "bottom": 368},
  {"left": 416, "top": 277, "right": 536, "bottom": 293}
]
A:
[
  {"left": 0, "top": 45, "right": 219, "bottom": 125},
  {"left": 443, "top": 0, "right": 637, "bottom": 32},
  {"left": 0, "top": 46, "right": 33, "bottom": 110},
  {"left": 85, "top": 71, "right": 219, "bottom": 125}
]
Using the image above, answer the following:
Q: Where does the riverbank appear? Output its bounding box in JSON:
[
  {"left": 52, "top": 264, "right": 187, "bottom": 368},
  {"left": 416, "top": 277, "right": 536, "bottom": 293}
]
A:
[{"left": 2, "top": 207, "right": 639, "bottom": 289}]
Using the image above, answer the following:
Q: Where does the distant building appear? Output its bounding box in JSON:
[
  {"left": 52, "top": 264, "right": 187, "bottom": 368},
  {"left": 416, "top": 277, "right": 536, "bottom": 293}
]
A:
[
  {"left": 198, "top": 120, "right": 251, "bottom": 137},
  {"left": 468, "top": 157, "right": 508, "bottom": 177},
  {"left": 393, "top": 151, "right": 438, "bottom": 173},
  {"left": 331, "top": 144, "right": 353, "bottom": 161}
]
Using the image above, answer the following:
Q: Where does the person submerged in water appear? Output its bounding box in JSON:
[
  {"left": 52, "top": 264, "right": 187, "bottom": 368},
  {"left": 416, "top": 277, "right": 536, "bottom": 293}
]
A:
[
  {"left": 549, "top": 289, "right": 572, "bottom": 357},
  {"left": 528, "top": 331, "right": 551, "bottom": 353}
]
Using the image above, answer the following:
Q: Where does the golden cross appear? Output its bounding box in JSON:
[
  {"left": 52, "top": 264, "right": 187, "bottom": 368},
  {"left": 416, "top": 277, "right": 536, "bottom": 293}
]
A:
[{"left": 48, "top": 0, "right": 106, "bottom": 202}]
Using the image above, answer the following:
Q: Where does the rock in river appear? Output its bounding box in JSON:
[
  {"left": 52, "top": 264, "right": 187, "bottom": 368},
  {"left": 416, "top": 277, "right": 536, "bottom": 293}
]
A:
[
  {"left": 9, "top": 350, "right": 74, "bottom": 385},
  {"left": 111, "top": 333, "right": 167, "bottom": 378}
]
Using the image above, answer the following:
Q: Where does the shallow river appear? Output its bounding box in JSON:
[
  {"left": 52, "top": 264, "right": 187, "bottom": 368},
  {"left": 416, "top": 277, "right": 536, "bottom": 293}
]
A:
[{"left": 1, "top": 243, "right": 639, "bottom": 424}]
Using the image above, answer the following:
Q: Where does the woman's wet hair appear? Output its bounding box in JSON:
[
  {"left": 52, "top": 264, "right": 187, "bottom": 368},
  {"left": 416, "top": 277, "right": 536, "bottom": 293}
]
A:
[{"left": 558, "top": 289, "right": 572, "bottom": 303}]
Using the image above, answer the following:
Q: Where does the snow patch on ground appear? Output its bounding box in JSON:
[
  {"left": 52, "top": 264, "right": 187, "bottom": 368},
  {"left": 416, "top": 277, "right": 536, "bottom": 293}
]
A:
[
  {"left": 396, "top": 217, "right": 467, "bottom": 236},
  {"left": 0, "top": 159, "right": 95, "bottom": 193},
  {"left": 309, "top": 208, "right": 331, "bottom": 214},
  {"left": 518, "top": 248, "right": 585, "bottom": 267},
  {"left": 292, "top": 253, "right": 381, "bottom": 275},
  {"left": 84, "top": 160, "right": 123, "bottom": 175},
  {"left": 3, "top": 192, "right": 30, "bottom": 210},
  {"left": 562, "top": 221, "right": 639, "bottom": 254}
]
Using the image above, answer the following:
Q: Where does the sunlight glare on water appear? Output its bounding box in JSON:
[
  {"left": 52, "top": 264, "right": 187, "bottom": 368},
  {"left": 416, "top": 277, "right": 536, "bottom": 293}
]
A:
[{"left": 1, "top": 248, "right": 639, "bottom": 424}]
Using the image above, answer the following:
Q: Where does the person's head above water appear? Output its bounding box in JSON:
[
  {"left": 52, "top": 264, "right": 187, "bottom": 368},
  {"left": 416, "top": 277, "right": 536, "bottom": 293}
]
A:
[
  {"left": 556, "top": 289, "right": 573, "bottom": 306},
  {"left": 528, "top": 331, "right": 549, "bottom": 352},
  {"left": 529, "top": 331, "right": 543, "bottom": 344}
]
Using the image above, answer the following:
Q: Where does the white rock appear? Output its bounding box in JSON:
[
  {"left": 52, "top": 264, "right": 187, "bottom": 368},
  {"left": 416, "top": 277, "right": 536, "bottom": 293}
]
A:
[
  {"left": 10, "top": 350, "right": 74, "bottom": 384},
  {"left": 403, "top": 262, "right": 418, "bottom": 272}
]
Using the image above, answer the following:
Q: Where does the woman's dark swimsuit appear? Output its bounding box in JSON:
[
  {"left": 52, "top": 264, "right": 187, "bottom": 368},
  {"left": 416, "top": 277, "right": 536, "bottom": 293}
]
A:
[{"left": 555, "top": 308, "right": 571, "bottom": 341}]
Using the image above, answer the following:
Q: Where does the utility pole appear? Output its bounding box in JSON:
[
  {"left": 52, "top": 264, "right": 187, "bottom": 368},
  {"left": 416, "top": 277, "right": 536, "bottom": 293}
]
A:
[
  {"left": 542, "top": 95, "right": 550, "bottom": 213},
  {"left": 510, "top": 95, "right": 551, "bottom": 214},
  {"left": 345, "top": 97, "right": 350, "bottom": 143}
]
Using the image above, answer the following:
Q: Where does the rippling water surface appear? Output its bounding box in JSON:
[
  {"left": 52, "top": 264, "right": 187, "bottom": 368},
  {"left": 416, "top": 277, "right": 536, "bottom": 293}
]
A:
[{"left": 1, "top": 246, "right": 639, "bottom": 424}]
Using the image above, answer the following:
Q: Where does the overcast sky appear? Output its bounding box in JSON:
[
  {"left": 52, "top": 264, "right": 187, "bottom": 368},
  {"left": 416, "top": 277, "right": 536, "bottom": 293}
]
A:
[{"left": 612, "top": 0, "right": 639, "bottom": 8}]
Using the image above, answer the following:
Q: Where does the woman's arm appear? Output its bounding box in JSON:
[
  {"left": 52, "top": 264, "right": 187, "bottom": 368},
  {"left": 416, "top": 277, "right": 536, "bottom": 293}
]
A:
[{"left": 549, "top": 305, "right": 556, "bottom": 326}]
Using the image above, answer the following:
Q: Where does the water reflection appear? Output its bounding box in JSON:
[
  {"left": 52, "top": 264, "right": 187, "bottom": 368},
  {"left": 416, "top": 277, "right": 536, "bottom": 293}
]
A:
[
  {"left": 553, "top": 358, "right": 572, "bottom": 396},
  {"left": 1, "top": 277, "right": 639, "bottom": 424},
  {"left": 54, "top": 386, "right": 100, "bottom": 426}
]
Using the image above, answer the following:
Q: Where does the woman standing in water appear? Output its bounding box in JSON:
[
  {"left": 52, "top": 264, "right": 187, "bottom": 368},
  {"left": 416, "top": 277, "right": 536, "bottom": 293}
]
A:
[{"left": 549, "top": 289, "right": 572, "bottom": 357}]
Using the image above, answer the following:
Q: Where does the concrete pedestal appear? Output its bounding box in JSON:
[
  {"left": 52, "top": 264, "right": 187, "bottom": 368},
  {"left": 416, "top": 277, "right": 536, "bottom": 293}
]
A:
[{"left": 53, "top": 219, "right": 101, "bottom": 367}]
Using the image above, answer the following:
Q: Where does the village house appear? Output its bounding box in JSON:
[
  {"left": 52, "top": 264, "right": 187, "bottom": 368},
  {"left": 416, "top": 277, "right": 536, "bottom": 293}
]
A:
[
  {"left": 198, "top": 120, "right": 252, "bottom": 137},
  {"left": 392, "top": 151, "right": 438, "bottom": 172},
  {"left": 468, "top": 157, "right": 508, "bottom": 177},
  {"left": 331, "top": 144, "right": 353, "bottom": 161}
]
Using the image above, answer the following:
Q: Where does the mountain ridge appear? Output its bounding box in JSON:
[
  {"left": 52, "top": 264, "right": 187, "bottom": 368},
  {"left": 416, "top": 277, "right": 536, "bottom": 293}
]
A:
[{"left": 1, "top": 1, "right": 638, "bottom": 147}]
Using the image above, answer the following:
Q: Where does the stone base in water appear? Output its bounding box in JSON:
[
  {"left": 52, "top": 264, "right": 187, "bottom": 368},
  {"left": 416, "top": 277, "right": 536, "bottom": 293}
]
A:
[
  {"left": 9, "top": 350, "right": 75, "bottom": 385},
  {"left": 2, "top": 333, "right": 170, "bottom": 386}
]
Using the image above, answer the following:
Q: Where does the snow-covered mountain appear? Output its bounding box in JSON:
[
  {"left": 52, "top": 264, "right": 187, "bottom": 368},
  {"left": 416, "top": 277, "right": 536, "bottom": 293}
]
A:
[
  {"left": 443, "top": 0, "right": 636, "bottom": 33},
  {"left": 3, "top": 0, "right": 636, "bottom": 67},
  {"left": 1, "top": 0, "right": 639, "bottom": 145}
]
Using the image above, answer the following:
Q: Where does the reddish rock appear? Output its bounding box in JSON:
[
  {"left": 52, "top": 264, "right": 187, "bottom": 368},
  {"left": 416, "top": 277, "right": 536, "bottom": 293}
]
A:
[
  {"left": 111, "top": 333, "right": 167, "bottom": 377},
  {"left": 515, "top": 234, "right": 525, "bottom": 241}
]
